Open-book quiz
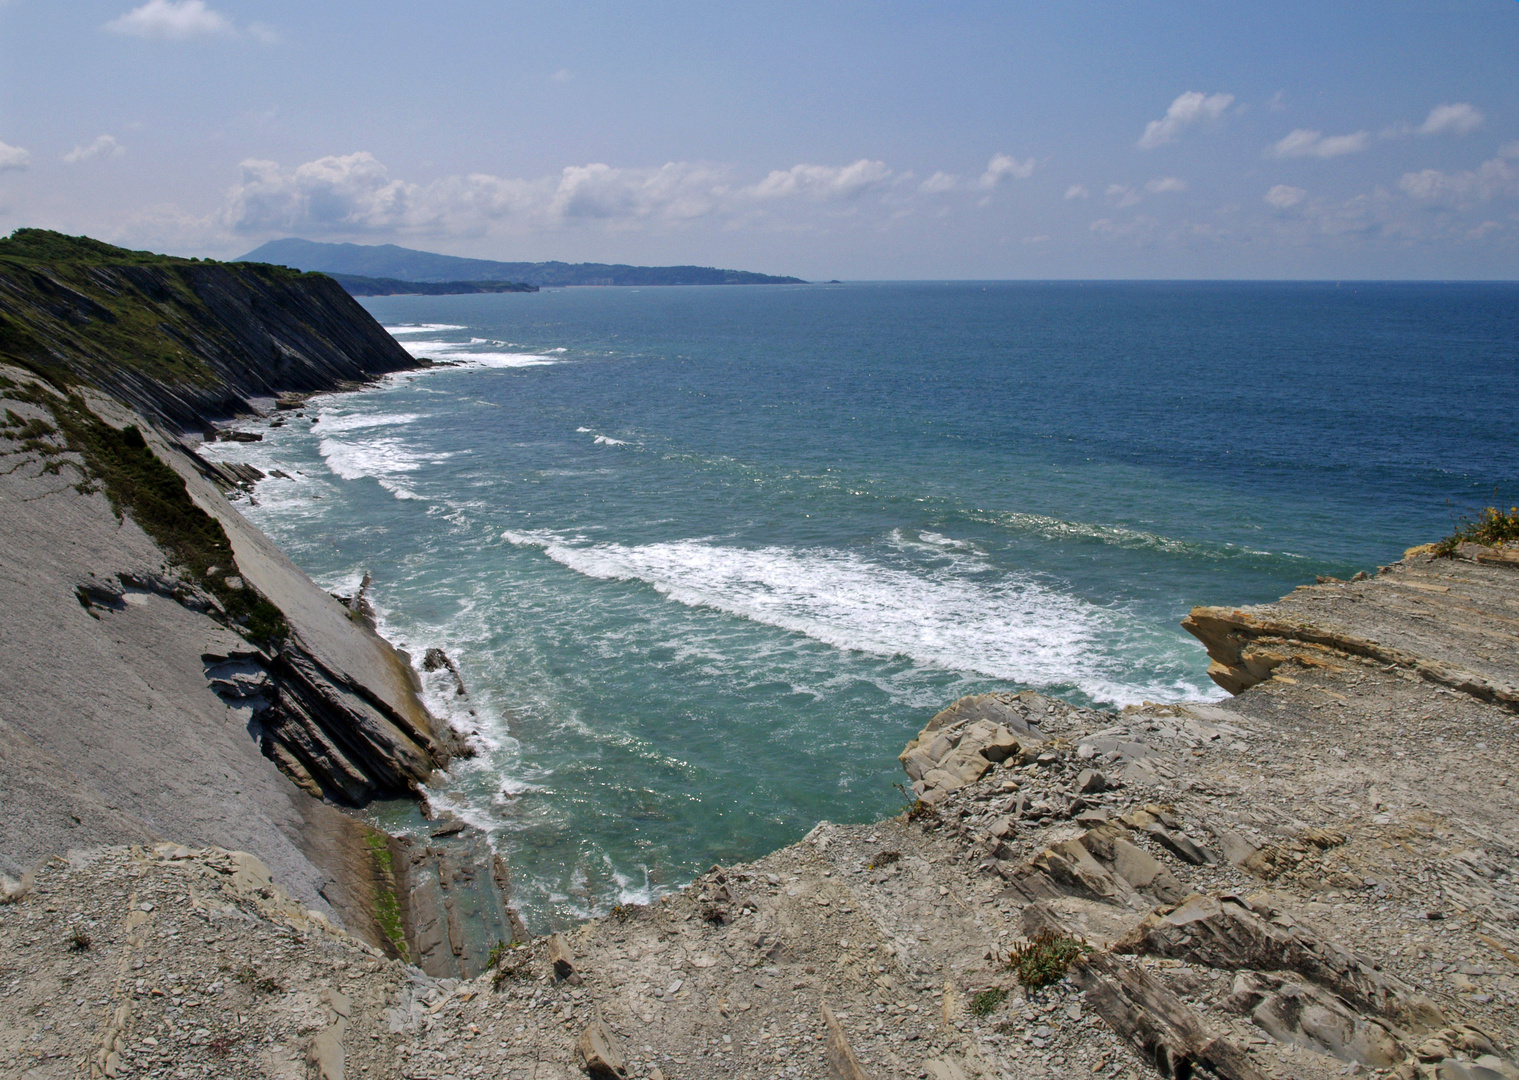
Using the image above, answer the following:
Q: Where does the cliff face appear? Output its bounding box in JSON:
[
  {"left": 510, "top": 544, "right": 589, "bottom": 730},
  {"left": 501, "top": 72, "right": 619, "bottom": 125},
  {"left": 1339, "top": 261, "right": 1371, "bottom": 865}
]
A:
[
  {"left": 0, "top": 231, "right": 513, "bottom": 964},
  {"left": 0, "top": 229, "right": 418, "bottom": 433}
]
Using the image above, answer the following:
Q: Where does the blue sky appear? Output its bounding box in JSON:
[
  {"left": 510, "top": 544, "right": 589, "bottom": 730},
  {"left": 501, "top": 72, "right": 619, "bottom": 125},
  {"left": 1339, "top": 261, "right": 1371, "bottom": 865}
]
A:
[{"left": 1, "top": 1, "right": 1516, "bottom": 278}]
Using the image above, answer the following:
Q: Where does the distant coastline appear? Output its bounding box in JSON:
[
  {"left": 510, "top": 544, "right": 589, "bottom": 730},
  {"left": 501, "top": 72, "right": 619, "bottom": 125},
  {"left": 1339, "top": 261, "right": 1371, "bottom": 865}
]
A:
[
  {"left": 330, "top": 272, "right": 538, "bottom": 296},
  {"left": 239, "top": 236, "right": 808, "bottom": 287}
]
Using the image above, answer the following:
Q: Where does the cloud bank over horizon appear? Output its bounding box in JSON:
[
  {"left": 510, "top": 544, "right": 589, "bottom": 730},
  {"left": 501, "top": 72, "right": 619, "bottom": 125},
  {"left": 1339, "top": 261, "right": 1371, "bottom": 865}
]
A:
[{"left": 3, "top": 3, "right": 1517, "bottom": 278}]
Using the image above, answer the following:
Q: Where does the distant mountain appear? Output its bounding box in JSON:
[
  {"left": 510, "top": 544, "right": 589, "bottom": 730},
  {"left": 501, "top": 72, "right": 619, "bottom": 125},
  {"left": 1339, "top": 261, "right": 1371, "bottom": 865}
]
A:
[
  {"left": 327, "top": 273, "right": 538, "bottom": 296},
  {"left": 237, "top": 238, "right": 807, "bottom": 287}
]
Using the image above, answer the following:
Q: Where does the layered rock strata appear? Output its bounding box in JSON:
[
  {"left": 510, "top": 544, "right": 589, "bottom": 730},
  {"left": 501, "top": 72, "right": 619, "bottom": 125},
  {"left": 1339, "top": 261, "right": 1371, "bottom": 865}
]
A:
[
  {"left": 0, "top": 371, "right": 509, "bottom": 971},
  {"left": 0, "top": 229, "right": 420, "bottom": 433},
  {"left": 8, "top": 541, "right": 1517, "bottom": 1079}
]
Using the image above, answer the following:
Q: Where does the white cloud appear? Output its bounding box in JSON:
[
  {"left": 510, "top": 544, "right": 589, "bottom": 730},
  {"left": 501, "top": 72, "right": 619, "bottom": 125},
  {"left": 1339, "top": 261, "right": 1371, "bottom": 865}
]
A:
[
  {"left": 1266, "top": 90, "right": 1287, "bottom": 113},
  {"left": 1399, "top": 144, "right": 1519, "bottom": 205},
  {"left": 977, "top": 153, "right": 1034, "bottom": 188},
  {"left": 1145, "top": 176, "right": 1187, "bottom": 194},
  {"left": 0, "top": 141, "right": 31, "bottom": 172},
  {"left": 1267, "top": 128, "right": 1369, "bottom": 159},
  {"left": 225, "top": 153, "right": 420, "bottom": 232},
  {"left": 223, "top": 152, "right": 919, "bottom": 237},
  {"left": 246, "top": 22, "right": 279, "bottom": 45},
  {"left": 104, "top": 0, "right": 233, "bottom": 39},
  {"left": 1063, "top": 184, "right": 1089, "bottom": 200},
  {"left": 1105, "top": 184, "right": 1141, "bottom": 208},
  {"left": 551, "top": 69, "right": 573, "bottom": 84},
  {"left": 63, "top": 135, "right": 125, "bottom": 164},
  {"left": 1089, "top": 215, "right": 1159, "bottom": 242},
  {"left": 550, "top": 161, "right": 733, "bottom": 220},
  {"left": 745, "top": 159, "right": 892, "bottom": 201},
  {"left": 919, "top": 171, "right": 959, "bottom": 194},
  {"left": 1137, "top": 91, "right": 1234, "bottom": 150},
  {"left": 1418, "top": 103, "right": 1483, "bottom": 137},
  {"left": 1264, "top": 184, "right": 1307, "bottom": 209}
]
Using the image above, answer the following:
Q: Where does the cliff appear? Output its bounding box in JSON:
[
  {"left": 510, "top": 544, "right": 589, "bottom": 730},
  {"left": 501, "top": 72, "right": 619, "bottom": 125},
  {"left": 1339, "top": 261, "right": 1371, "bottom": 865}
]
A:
[
  {"left": 0, "top": 229, "right": 419, "bottom": 433},
  {"left": 3, "top": 228, "right": 1516, "bottom": 1078},
  {"left": 0, "top": 231, "right": 513, "bottom": 974}
]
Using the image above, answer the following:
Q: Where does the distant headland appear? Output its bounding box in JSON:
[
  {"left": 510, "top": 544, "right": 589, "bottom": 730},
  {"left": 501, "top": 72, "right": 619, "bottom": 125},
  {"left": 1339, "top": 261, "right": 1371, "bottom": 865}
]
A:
[{"left": 237, "top": 237, "right": 808, "bottom": 288}]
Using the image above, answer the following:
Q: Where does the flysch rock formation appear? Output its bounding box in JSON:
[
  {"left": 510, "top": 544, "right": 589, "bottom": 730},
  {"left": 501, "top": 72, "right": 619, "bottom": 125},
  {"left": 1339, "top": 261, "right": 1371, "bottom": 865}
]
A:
[
  {"left": 0, "top": 368, "right": 512, "bottom": 979},
  {"left": 5, "top": 540, "right": 1516, "bottom": 1080}
]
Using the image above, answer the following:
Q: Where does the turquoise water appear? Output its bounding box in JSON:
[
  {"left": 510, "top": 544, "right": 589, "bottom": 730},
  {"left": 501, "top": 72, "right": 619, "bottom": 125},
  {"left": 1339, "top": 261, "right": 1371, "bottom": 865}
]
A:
[{"left": 202, "top": 281, "right": 1519, "bottom": 929}]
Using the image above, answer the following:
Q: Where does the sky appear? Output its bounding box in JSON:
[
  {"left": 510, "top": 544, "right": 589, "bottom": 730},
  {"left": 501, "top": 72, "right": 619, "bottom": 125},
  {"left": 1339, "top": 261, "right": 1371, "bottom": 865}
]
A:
[{"left": 1, "top": 1, "right": 1517, "bottom": 279}]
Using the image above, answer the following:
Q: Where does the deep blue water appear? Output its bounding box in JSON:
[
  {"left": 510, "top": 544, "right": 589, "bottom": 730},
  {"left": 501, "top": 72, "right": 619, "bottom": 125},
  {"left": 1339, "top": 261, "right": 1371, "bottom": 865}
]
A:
[{"left": 203, "top": 281, "right": 1519, "bottom": 927}]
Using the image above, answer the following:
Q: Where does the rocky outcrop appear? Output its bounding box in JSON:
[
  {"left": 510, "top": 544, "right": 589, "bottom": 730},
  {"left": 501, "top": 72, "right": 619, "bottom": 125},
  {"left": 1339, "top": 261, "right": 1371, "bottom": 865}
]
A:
[
  {"left": 0, "top": 312, "right": 503, "bottom": 959},
  {"left": 0, "top": 229, "right": 419, "bottom": 433},
  {"left": 1182, "top": 550, "right": 1519, "bottom": 707}
]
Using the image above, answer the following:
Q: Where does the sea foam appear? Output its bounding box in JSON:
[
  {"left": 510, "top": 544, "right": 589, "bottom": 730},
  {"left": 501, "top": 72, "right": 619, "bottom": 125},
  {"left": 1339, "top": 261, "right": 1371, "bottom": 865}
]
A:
[
  {"left": 382, "top": 323, "right": 466, "bottom": 334},
  {"left": 499, "top": 530, "right": 1203, "bottom": 705},
  {"left": 394, "top": 337, "right": 560, "bottom": 369}
]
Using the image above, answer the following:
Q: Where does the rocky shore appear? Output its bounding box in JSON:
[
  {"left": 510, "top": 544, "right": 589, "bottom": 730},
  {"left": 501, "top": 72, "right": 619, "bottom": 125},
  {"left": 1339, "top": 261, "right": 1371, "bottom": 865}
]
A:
[
  {"left": 4, "top": 534, "right": 1516, "bottom": 1080},
  {"left": 0, "top": 233, "right": 519, "bottom": 985},
  {"left": 2, "top": 231, "right": 1515, "bottom": 1080}
]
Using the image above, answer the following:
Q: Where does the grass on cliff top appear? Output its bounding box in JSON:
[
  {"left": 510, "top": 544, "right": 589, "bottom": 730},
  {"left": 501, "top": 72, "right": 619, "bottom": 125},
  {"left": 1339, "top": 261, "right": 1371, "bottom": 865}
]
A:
[
  {"left": 0, "top": 229, "right": 189, "bottom": 265},
  {"left": 1435, "top": 506, "right": 1519, "bottom": 556},
  {"left": 0, "top": 228, "right": 325, "bottom": 391},
  {"left": 2, "top": 376, "right": 287, "bottom": 647}
]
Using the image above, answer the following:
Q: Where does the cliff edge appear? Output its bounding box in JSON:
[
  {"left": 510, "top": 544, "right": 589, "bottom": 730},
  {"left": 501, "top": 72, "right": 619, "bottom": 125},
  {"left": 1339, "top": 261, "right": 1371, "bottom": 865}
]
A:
[{"left": 0, "top": 231, "right": 512, "bottom": 974}]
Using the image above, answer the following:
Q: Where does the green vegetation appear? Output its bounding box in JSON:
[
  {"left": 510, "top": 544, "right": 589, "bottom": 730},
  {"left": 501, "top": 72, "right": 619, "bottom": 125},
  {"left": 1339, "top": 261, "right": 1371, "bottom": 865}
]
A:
[
  {"left": 1005, "top": 929, "right": 1089, "bottom": 988},
  {"left": 1436, "top": 505, "right": 1519, "bottom": 556},
  {"left": 0, "top": 228, "right": 320, "bottom": 391},
  {"left": 0, "top": 228, "right": 185, "bottom": 265},
  {"left": 329, "top": 273, "right": 537, "bottom": 296},
  {"left": 970, "top": 987, "right": 1008, "bottom": 1017},
  {"left": 364, "top": 832, "right": 409, "bottom": 961},
  {"left": 235, "top": 966, "right": 283, "bottom": 994},
  {"left": 1, "top": 380, "right": 287, "bottom": 647},
  {"left": 490, "top": 941, "right": 531, "bottom": 988}
]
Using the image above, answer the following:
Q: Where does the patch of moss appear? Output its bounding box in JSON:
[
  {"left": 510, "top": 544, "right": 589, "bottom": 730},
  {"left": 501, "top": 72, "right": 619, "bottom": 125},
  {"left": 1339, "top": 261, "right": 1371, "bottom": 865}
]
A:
[
  {"left": 2, "top": 381, "right": 286, "bottom": 647},
  {"left": 970, "top": 987, "right": 1008, "bottom": 1017},
  {"left": 364, "top": 832, "right": 409, "bottom": 961}
]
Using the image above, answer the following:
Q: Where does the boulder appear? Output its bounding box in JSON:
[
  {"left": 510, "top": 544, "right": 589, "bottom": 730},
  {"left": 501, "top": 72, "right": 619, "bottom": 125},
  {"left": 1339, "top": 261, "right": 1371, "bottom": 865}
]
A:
[
  {"left": 576, "top": 1021, "right": 627, "bottom": 1078},
  {"left": 1076, "top": 768, "right": 1108, "bottom": 794},
  {"left": 548, "top": 932, "right": 576, "bottom": 980},
  {"left": 1116, "top": 894, "right": 1446, "bottom": 1034},
  {"left": 923, "top": 692, "right": 1046, "bottom": 739},
  {"left": 1228, "top": 970, "right": 1406, "bottom": 1067}
]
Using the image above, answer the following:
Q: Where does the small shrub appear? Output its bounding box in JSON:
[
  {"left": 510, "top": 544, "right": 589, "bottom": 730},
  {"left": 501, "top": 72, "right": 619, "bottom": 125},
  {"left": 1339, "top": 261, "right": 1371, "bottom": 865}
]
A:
[
  {"left": 491, "top": 943, "right": 531, "bottom": 989},
  {"left": 1005, "top": 929, "right": 1089, "bottom": 988},
  {"left": 1436, "top": 505, "right": 1519, "bottom": 556},
  {"left": 906, "top": 800, "right": 937, "bottom": 823},
  {"left": 866, "top": 850, "right": 901, "bottom": 870},
  {"left": 486, "top": 940, "right": 509, "bottom": 969},
  {"left": 67, "top": 927, "right": 92, "bottom": 952},
  {"left": 970, "top": 987, "right": 1008, "bottom": 1017},
  {"left": 235, "top": 966, "right": 282, "bottom": 993},
  {"left": 208, "top": 1034, "right": 237, "bottom": 1057}
]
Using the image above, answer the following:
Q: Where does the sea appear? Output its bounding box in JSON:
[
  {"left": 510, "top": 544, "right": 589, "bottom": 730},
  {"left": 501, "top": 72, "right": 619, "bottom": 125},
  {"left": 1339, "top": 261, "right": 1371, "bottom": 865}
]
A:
[{"left": 199, "top": 280, "right": 1519, "bottom": 930}]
